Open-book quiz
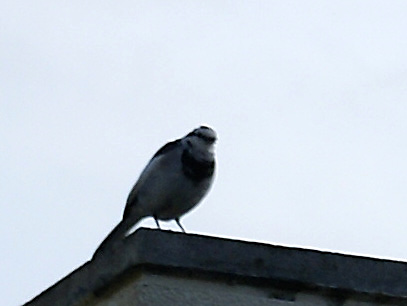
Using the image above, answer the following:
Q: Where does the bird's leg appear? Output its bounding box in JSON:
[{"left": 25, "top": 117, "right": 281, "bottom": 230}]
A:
[
  {"left": 154, "top": 216, "right": 161, "bottom": 230},
  {"left": 175, "top": 218, "right": 186, "bottom": 233}
]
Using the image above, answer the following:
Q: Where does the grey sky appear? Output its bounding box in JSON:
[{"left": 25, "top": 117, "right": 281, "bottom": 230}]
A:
[{"left": 2, "top": 1, "right": 407, "bottom": 305}]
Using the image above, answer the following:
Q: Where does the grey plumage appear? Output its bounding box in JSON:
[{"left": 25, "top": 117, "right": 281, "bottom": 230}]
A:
[{"left": 93, "top": 126, "right": 217, "bottom": 257}]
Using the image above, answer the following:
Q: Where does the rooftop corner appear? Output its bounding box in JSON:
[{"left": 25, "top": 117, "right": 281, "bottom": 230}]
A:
[{"left": 25, "top": 228, "right": 407, "bottom": 306}]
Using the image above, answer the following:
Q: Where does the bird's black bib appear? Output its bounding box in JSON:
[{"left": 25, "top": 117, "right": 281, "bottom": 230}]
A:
[{"left": 181, "top": 149, "right": 215, "bottom": 182}]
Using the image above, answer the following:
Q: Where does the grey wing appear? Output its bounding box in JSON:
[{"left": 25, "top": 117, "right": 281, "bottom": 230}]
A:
[{"left": 123, "top": 139, "right": 182, "bottom": 218}]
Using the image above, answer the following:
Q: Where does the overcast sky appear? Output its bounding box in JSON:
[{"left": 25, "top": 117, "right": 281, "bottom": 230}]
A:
[{"left": 2, "top": 1, "right": 407, "bottom": 305}]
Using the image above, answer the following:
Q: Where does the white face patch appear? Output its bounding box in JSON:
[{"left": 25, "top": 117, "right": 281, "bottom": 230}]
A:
[{"left": 184, "top": 126, "right": 217, "bottom": 160}]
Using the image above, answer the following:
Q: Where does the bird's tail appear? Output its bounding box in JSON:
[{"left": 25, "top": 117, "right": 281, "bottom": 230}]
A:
[{"left": 93, "top": 215, "right": 142, "bottom": 259}]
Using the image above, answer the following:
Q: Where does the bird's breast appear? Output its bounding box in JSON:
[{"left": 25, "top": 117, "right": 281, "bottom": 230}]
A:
[{"left": 134, "top": 150, "right": 214, "bottom": 220}]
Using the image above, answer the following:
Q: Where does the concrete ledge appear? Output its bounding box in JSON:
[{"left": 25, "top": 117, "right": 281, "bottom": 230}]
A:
[{"left": 25, "top": 228, "right": 407, "bottom": 305}]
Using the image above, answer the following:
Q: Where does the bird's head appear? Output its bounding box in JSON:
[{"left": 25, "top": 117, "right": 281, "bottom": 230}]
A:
[{"left": 184, "top": 126, "right": 217, "bottom": 155}]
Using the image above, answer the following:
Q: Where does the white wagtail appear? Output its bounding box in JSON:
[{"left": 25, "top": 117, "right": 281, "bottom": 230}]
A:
[{"left": 94, "top": 126, "right": 217, "bottom": 256}]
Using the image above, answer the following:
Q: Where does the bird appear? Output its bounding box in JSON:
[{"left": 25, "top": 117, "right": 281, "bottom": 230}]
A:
[{"left": 93, "top": 126, "right": 217, "bottom": 257}]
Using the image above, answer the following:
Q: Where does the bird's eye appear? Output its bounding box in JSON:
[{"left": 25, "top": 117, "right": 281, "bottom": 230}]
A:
[{"left": 187, "top": 140, "right": 192, "bottom": 147}]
